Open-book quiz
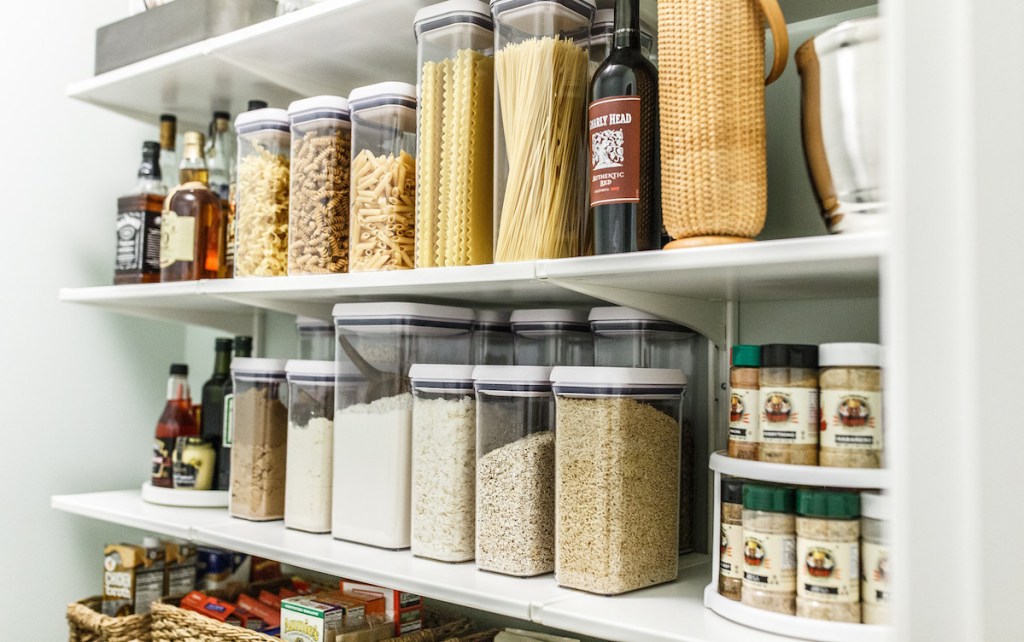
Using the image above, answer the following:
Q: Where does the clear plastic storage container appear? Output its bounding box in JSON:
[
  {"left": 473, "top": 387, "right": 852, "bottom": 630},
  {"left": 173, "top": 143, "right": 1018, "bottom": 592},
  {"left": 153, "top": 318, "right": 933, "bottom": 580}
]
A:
[
  {"left": 491, "top": 0, "right": 594, "bottom": 262},
  {"left": 229, "top": 357, "right": 288, "bottom": 521},
  {"left": 819, "top": 342, "right": 884, "bottom": 469},
  {"left": 410, "top": 364, "right": 477, "bottom": 562},
  {"left": 589, "top": 8, "right": 655, "bottom": 74},
  {"left": 551, "top": 367, "right": 684, "bottom": 594},
  {"left": 588, "top": 306, "right": 694, "bottom": 368},
  {"left": 415, "top": 0, "right": 494, "bottom": 268},
  {"left": 331, "top": 302, "right": 474, "bottom": 548},
  {"left": 234, "top": 108, "right": 291, "bottom": 277},
  {"left": 287, "top": 96, "right": 351, "bottom": 275},
  {"left": 295, "top": 316, "right": 335, "bottom": 361},
  {"left": 348, "top": 83, "right": 418, "bottom": 272},
  {"left": 510, "top": 308, "right": 593, "bottom": 366},
  {"left": 284, "top": 359, "right": 336, "bottom": 533},
  {"left": 472, "top": 309, "right": 513, "bottom": 365},
  {"left": 473, "top": 365, "right": 555, "bottom": 576},
  {"left": 860, "top": 491, "right": 891, "bottom": 624}
]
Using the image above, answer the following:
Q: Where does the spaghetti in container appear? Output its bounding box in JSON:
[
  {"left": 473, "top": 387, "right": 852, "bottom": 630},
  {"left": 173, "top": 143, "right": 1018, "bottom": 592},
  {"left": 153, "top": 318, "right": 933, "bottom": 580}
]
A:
[{"left": 348, "top": 83, "right": 418, "bottom": 272}]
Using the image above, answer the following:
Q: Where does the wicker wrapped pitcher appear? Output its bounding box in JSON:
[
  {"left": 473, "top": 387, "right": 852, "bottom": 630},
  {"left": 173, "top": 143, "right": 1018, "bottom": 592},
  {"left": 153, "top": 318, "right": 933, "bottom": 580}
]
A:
[{"left": 659, "top": 0, "right": 788, "bottom": 248}]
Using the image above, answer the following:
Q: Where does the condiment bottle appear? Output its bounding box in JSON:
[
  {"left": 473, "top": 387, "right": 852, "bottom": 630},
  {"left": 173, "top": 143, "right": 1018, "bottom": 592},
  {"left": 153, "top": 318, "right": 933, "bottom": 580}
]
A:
[
  {"left": 796, "top": 489, "right": 861, "bottom": 623},
  {"left": 718, "top": 479, "right": 744, "bottom": 601},
  {"left": 741, "top": 484, "right": 796, "bottom": 615},
  {"left": 819, "top": 342, "right": 884, "bottom": 468},
  {"left": 860, "top": 491, "right": 891, "bottom": 624},
  {"left": 152, "top": 363, "right": 198, "bottom": 488},
  {"left": 728, "top": 345, "right": 760, "bottom": 460},
  {"left": 758, "top": 344, "right": 819, "bottom": 465}
]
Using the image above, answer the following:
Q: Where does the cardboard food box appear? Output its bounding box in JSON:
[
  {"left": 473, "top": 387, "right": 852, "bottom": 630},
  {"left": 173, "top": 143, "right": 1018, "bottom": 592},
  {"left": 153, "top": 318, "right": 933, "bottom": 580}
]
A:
[
  {"left": 180, "top": 591, "right": 237, "bottom": 623},
  {"left": 281, "top": 592, "right": 366, "bottom": 642},
  {"left": 102, "top": 542, "right": 165, "bottom": 616},
  {"left": 163, "top": 539, "right": 198, "bottom": 598},
  {"left": 339, "top": 581, "right": 423, "bottom": 636}
]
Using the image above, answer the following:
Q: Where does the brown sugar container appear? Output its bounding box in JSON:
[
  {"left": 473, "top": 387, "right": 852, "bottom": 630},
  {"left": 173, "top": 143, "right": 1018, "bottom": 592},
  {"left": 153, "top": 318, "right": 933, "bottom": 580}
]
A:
[
  {"left": 818, "top": 342, "right": 883, "bottom": 468},
  {"left": 759, "top": 344, "right": 819, "bottom": 465},
  {"left": 728, "top": 345, "right": 760, "bottom": 460}
]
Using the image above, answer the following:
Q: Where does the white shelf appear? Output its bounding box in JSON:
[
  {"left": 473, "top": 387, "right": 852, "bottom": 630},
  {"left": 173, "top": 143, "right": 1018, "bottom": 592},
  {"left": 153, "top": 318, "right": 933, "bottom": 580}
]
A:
[
  {"left": 51, "top": 489, "right": 227, "bottom": 540},
  {"left": 709, "top": 452, "right": 891, "bottom": 489},
  {"left": 70, "top": 0, "right": 433, "bottom": 126}
]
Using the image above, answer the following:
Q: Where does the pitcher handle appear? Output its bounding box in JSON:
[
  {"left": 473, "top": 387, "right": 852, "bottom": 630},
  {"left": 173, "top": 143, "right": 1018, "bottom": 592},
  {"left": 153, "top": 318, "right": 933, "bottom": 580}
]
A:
[{"left": 758, "top": 0, "right": 789, "bottom": 84}]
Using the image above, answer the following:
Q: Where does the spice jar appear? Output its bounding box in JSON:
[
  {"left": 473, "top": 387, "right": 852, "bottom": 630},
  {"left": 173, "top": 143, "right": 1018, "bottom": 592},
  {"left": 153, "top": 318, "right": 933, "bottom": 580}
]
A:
[
  {"left": 473, "top": 365, "right": 554, "bottom": 576},
  {"left": 287, "top": 96, "right": 351, "bottom": 275},
  {"left": 819, "top": 342, "right": 883, "bottom": 468},
  {"left": 511, "top": 309, "right": 594, "bottom": 366},
  {"left": 551, "top": 367, "right": 685, "bottom": 594},
  {"left": 284, "top": 359, "right": 336, "bottom": 533},
  {"left": 234, "top": 108, "right": 291, "bottom": 277},
  {"left": 295, "top": 316, "right": 335, "bottom": 361},
  {"left": 473, "top": 309, "right": 513, "bottom": 365},
  {"left": 491, "top": 0, "right": 593, "bottom": 262},
  {"left": 796, "top": 489, "right": 861, "bottom": 622},
  {"left": 332, "top": 302, "right": 474, "bottom": 549},
  {"left": 860, "top": 491, "right": 891, "bottom": 624},
  {"left": 729, "top": 345, "right": 761, "bottom": 460},
  {"left": 409, "top": 364, "right": 477, "bottom": 562},
  {"left": 414, "top": 0, "right": 494, "bottom": 268},
  {"left": 759, "top": 344, "right": 819, "bottom": 465},
  {"left": 348, "top": 82, "right": 418, "bottom": 272},
  {"left": 742, "top": 484, "right": 796, "bottom": 615},
  {"left": 718, "top": 479, "right": 744, "bottom": 601},
  {"left": 229, "top": 358, "right": 288, "bottom": 521}
]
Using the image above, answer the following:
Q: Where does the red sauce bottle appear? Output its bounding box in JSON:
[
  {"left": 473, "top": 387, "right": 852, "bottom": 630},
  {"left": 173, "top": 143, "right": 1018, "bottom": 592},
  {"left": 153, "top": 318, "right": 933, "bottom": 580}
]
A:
[{"left": 152, "top": 363, "right": 198, "bottom": 487}]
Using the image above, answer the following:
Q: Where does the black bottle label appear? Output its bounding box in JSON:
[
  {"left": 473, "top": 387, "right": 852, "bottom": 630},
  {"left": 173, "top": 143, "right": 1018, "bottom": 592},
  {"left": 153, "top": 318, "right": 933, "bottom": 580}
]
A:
[
  {"left": 117, "top": 209, "right": 162, "bottom": 276},
  {"left": 589, "top": 96, "right": 641, "bottom": 207}
]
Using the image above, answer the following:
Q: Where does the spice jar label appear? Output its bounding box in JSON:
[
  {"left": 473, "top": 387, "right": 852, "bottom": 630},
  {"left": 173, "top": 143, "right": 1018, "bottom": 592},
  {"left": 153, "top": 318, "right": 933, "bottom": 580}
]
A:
[
  {"left": 729, "top": 388, "right": 760, "bottom": 442},
  {"left": 797, "top": 538, "right": 859, "bottom": 603},
  {"left": 720, "top": 523, "right": 744, "bottom": 579},
  {"left": 820, "top": 390, "right": 883, "bottom": 450},
  {"left": 743, "top": 530, "right": 796, "bottom": 592},
  {"left": 861, "top": 541, "right": 891, "bottom": 604},
  {"left": 760, "top": 387, "right": 819, "bottom": 445}
]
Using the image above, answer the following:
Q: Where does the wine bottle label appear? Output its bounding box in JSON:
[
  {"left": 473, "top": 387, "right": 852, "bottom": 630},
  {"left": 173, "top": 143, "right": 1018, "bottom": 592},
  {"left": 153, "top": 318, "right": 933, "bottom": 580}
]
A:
[
  {"left": 160, "top": 209, "right": 196, "bottom": 268},
  {"left": 588, "top": 96, "right": 641, "bottom": 207}
]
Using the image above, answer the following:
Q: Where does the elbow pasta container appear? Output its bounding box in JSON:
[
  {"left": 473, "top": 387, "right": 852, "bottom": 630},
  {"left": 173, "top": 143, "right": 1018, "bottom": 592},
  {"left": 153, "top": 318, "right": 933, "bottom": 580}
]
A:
[
  {"left": 295, "top": 316, "right": 335, "bottom": 361},
  {"left": 414, "top": 0, "right": 495, "bottom": 268},
  {"left": 589, "top": 8, "right": 655, "bottom": 75},
  {"left": 472, "top": 309, "right": 514, "bottom": 365},
  {"left": 233, "top": 108, "right": 291, "bottom": 277},
  {"left": 287, "top": 96, "right": 351, "bottom": 275},
  {"left": 348, "top": 83, "right": 418, "bottom": 272},
  {"left": 284, "top": 359, "right": 337, "bottom": 534},
  {"left": 511, "top": 308, "right": 594, "bottom": 366},
  {"left": 551, "top": 367, "right": 684, "bottom": 595},
  {"left": 491, "top": 0, "right": 594, "bottom": 262}
]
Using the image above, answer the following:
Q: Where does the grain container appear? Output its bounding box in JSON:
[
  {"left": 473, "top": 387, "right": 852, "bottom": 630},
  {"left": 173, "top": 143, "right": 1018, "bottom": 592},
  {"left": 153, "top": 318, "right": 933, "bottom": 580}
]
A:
[
  {"left": 860, "top": 491, "right": 891, "bottom": 624},
  {"left": 229, "top": 358, "right": 288, "bottom": 521},
  {"left": 472, "top": 309, "right": 513, "bottom": 365},
  {"left": 819, "top": 342, "right": 884, "bottom": 468},
  {"left": 234, "top": 108, "right": 291, "bottom": 277},
  {"left": 284, "top": 359, "right": 336, "bottom": 534},
  {"left": 296, "top": 316, "right": 335, "bottom": 361},
  {"left": 511, "top": 308, "right": 593, "bottom": 366}
]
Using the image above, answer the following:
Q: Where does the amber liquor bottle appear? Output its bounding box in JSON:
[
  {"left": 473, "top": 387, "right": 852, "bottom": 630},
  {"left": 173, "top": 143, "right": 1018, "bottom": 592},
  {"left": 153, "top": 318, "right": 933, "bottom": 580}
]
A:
[
  {"left": 152, "top": 363, "right": 198, "bottom": 488},
  {"left": 160, "top": 131, "right": 226, "bottom": 281},
  {"left": 115, "top": 141, "right": 165, "bottom": 284}
]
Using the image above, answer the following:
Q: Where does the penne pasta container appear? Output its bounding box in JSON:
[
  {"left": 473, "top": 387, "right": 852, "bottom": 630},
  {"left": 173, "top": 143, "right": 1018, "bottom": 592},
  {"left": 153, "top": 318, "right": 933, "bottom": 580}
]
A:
[
  {"left": 234, "top": 108, "right": 291, "bottom": 277},
  {"left": 491, "top": 0, "right": 595, "bottom": 262},
  {"left": 348, "top": 82, "right": 418, "bottom": 272},
  {"left": 414, "top": 0, "right": 495, "bottom": 268}
]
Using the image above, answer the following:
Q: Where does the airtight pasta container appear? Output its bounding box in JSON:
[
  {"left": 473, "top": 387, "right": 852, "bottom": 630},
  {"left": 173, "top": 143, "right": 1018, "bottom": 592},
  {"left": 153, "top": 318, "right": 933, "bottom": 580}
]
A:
[
  {"left": 284, "top": 359, "right": 336, "bottom": 534},
  {"left": 490, "top": 0, "right": 594, "bottom": 262},
  {"left": 287, "top": 96, "right": 351, "bottom": 275},
  {"left": 588, "top": 306, "right": 694, "bottom": 368},
  {"left": 348, "top": 82, "right": 418, "bottom": 272},
  {"left": 414, "top": 0, "right": 494, "bottom": 268},
  {"left": 473, "top": 309, "right": 513, "bottom": 365},
  {"left": 589, "top": 8, "right": 655, "bottom": 75},
  {"left": 229, "top": 358, "right": 288, "bottom": 521},
  {"left": 296, "top": 316, "right": 335, "bottom": 360},
  {"left": 511, "top": 308, "right": 593, "bottom": 366},
  {"left": 473, "top": 365, "right": 555, "bottom": 576},
  {"left": 331, "top": 302, "right": 474, "bottom": 549},
  {"left": 409, "top": 364, "right": 477, "bottom": 562},
  {"left": 551, "top": 367, "right": 685, "bottom": 594},
  {"left": 234, "top": 108, "right": 291, "bottom": 277}
]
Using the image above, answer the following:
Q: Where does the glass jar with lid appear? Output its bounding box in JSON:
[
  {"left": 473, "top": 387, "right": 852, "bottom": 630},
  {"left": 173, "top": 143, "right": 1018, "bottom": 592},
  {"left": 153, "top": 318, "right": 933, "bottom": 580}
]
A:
[
  {"left": 511, "top": 308, "right": 593, "bottom": 366},
  {"left": 759, "top": 344, "right": 819, "bottom": 465},
  {"left": 234, "top": 108, "right": 291, "bottom": 277},
  {"left": 796, "top": 489, "right": 861, "bottom": 623},
  {"left": 229, "top": 358, "right": 288, "bottom": 521},
  {"left": 819, "top": 342, "right": 884, "bottom": 468}
]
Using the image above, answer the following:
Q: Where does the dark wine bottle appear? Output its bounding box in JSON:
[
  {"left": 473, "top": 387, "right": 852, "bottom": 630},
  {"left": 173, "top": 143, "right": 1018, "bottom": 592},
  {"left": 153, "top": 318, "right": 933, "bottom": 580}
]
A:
[
  {"left": 588, "top": 0, "right": 661, "bottom": 254},
  {"left": 200, "top": 337, "right": 233, "bottom": 488}
]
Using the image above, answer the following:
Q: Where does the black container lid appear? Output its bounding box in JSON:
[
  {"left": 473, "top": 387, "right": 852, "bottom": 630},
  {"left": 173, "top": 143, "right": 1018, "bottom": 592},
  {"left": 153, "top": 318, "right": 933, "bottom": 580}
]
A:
[
  {"left": 169, "top": 363, "right": 188, "bottom": 375},
  {"left": 760, "top": 344, "right": 819, "bottom": 369},
  {"left": 722, "top": 479, "right": 744, "bottom": 504}
]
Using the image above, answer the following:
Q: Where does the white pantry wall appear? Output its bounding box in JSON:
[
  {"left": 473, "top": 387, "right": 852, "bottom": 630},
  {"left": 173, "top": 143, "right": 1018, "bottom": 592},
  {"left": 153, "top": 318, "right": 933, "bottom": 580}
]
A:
[{"left": 0, "top": 3, "right": 187, "bottom": 635}]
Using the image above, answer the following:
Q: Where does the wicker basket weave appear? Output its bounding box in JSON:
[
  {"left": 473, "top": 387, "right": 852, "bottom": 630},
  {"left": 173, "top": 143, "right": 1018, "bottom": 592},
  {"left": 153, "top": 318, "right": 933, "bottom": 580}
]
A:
[
  {"left": 658, "top": 0, "right": 789, "bottom": 248},
  {"left": 67, "top": 597, "right": 152, "bottom": 642}
]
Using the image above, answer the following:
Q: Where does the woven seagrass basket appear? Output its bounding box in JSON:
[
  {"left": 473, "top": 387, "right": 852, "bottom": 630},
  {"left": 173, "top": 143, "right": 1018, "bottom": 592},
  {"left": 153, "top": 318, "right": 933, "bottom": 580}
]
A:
[
  {"left": 67, "top": 597, "right": 152, "bottom": 642},
  {"left": 658, "top": 0, "right": 789, "bottom": 248}
]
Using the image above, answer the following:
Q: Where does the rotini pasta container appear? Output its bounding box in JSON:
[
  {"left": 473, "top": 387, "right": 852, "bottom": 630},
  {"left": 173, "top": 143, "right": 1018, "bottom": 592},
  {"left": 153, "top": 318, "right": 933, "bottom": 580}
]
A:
[
  {"left": 233, "top": 108, "right": 291, "bottom": 277},
  {"left": 348, "top": 83, "right": 418, "bottom": 272},
  {"left": 287, "top": 96, "right": 351, "bottom": 275},
  {"left": 551, "top": 367, "right": 685, "bottom": 594},
  {"left": 510, "top": 308, "right": 594, "bottom": 366},
  {"left": 414, "top": 0, "right": 495, "bottom": 268},
  {"left": 295, "top": 316, "right": 335, "bottom": 360},
  {"left": 490, "top": 0, "right": 595, "bottom": 262},
  {"left": 589, "top": 8, "right": 655, "bottom": 74}
]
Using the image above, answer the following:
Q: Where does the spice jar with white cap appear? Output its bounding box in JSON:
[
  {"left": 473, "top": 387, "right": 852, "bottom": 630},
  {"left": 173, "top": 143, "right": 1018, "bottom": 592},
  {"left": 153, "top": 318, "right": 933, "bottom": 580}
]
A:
[{"left": 819, "top": 342, "right": 883, "bottom": 468}]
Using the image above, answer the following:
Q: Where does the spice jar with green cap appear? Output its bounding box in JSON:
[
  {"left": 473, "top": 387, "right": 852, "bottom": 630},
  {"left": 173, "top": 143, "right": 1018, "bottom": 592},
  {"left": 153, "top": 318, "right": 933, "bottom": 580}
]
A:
[
  {"left": 728, "top": 345, "right": 761, "bottom": 460},
  {"left": 796, "top": 489, "right": 861, "bottom": 623},
  {"left": 742, "top": 484, "right": 796, "bottom": 614}
]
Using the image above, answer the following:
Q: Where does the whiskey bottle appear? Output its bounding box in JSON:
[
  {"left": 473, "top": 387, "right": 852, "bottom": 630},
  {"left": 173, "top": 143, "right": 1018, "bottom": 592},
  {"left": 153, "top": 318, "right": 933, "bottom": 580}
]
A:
[
  {"left": 115, "top": 141, "right": 165, "bottom": 285},
  {"left": 206, "top": 110, "right": 234, "bottom": 200},
  {"left": 159, "top": 114, "right": 178, "bottom": 193},
  {"left": 160, "top": 131, "right": 226, "bottom": 282}
]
